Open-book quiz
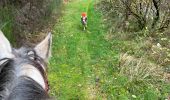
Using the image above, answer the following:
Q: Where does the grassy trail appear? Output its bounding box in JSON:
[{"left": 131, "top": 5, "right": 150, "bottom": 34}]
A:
[{"left": 49, "top": 0, "right": 119, "bottom": 99}]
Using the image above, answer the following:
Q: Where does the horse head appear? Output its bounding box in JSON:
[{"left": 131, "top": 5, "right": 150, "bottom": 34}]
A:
[{"left": 0, "top": 30, "right": 52, "bottom": 100}]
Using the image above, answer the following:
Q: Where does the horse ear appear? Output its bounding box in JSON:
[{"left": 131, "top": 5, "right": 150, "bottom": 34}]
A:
[
  {"left": 34, "top": 33, "right": 52, "bottom": 62},
  {"left": 0, "top": 30, "right": 14, "bottom": 59}
]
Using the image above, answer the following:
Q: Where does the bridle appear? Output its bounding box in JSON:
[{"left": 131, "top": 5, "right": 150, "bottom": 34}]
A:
[{"left": 29, "top": 53, "right": 50, "bottom": 93}]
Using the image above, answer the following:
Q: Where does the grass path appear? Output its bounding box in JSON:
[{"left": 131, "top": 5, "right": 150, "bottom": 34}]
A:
[{"left": 48, "top": 0, "right": 119, "bottom": 99}]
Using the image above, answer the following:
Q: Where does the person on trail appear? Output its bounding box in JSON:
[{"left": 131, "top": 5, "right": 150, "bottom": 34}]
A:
[{"left": 81, "top": 12, "right": 87, "bottom": 31}]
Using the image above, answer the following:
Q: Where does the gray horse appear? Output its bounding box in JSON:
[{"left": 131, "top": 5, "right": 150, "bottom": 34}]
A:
[{"left": 0, "top": 30, "right": 52, "bottom": 100}]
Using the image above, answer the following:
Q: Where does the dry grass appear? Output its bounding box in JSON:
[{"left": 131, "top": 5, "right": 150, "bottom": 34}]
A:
[{"left": 119, "top": 53, "right": 164, "bottom": 83}]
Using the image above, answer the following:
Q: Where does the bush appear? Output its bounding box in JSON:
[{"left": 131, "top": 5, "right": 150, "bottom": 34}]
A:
[
  {"left": 98, "top": 0, "right": 170, "bottom": 33},
  {"left": 0, "top": 0, "right": 62, "bottom": 46}
]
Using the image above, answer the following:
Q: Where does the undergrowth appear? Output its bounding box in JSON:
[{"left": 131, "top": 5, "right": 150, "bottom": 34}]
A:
[
  {"left": 0, "top": 6, "right": 16, "bottom": 46},
  {"left": 97, "top": 0, "right": 170, "bottom": 99}
]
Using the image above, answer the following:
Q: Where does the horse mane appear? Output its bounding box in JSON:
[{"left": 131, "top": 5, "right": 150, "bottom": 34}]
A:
[
  {"left": 7, "top": 76, "right": 49, "bottom": 100},
  {"left": 0, "top": 48, "right": 50, "bottom": 100}
]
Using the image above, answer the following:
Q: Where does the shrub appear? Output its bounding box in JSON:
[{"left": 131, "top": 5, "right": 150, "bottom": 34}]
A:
[
  {"left": 98, "top": 0, "right": 170, "bottom": 33},
  {"left": 0, "top": 0, "right": 62, "bottom": 46}
]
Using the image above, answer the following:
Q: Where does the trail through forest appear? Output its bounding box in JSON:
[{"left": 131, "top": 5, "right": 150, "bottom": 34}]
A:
[{"left": 48, "top": 0, "right": 119, "bottom": 99}]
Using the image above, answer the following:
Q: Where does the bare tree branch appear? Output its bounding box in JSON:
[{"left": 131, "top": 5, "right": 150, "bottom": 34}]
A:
[{"left": 152, "top": 0, "right": 160, "bottom": 28}]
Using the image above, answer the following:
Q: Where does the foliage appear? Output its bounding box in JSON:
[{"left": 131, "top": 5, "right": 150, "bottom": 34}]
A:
[
  {"left": 98, "top": 0, "right": 170, "bottom": 32},
  {"left": 98, "top": 0, "right": 170, "bottom": 99},
  {"left": 0, "top": 0, "right": 62, "bottom": 46},
  {"left": 0, "top": 5, "right": 16, "bottom": 45}
]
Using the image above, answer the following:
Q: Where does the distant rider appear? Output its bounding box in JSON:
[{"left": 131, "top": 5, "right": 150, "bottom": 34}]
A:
[{"left": 81, "top": 12, "right": 87, "bottom": 30}]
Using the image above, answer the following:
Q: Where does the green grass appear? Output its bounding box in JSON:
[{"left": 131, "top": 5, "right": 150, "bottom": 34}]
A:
[
  {"left": 0, "top": 6, "right": 16, "bottom": 46},
  {"left": 48, "top": 0, "right": 170, "bottom": 99},
  {"left": 49, "top": 0, "right": 119, "bottom": 99}
]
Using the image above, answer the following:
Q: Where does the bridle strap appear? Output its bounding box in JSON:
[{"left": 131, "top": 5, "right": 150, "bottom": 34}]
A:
[
  {"left": 0, "top": 58, "right": 10, "bottom": 64},
  {"left": 31, "top": 57, "right": 49, "bottom": 93},
  {"left": 0, "top": 58, "right": 11, "bottom": 72}
]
